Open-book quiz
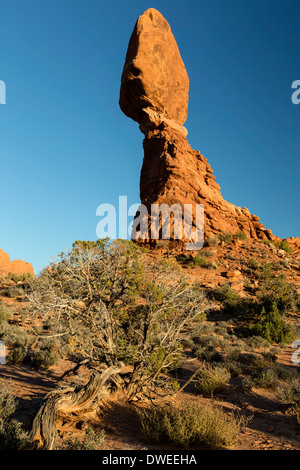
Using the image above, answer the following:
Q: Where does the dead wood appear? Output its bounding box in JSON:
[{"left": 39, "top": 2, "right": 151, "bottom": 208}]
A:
[{"left": 30, "top": 363, "right": 122, "bottom": 449}]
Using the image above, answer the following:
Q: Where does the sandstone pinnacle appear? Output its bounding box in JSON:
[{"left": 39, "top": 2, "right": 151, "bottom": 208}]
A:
[{"left": 119, "top": 9, "right": 284, "bottom": 250}]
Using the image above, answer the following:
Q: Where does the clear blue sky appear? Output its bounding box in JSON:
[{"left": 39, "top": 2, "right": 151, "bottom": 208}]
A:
[{"left": 0, "top": 0, "right": 299, "bottom": 274}]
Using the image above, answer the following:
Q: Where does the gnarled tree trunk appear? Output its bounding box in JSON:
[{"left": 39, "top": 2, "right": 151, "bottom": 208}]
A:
[{"left": 30, "top": 363, "right": 122, "bottom": 450}]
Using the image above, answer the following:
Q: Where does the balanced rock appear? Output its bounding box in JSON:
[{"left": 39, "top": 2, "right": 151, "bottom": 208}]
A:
[
  {"left": 0, "top": 248, "right": 34, "bottom": 278},
  {"left": 120, "top": 8, "right": 189, "bottom": 135},
  {"left": 119, "top": 9, "right": 280, "bottom": 250}
]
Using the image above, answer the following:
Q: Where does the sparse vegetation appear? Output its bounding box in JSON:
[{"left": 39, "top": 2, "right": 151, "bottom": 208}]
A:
[
  {"left": 236, "top": 230, "right": 247, "bottom": 240},
  {"left": 0, "top": 233, "right": 299, "bottom": 450},
  {"left": 139, "top": 402, "right": 248, "bottom": 448},
  {"left": 0, "top": 386, "right": 30, "bottom": 450}
]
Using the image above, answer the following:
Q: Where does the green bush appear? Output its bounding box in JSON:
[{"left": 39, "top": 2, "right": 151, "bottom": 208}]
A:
[
  {"left": 254, "top": 303, "right": 293, "bottom": 345},
  {"left": 212, "top": 284, "right": 258, "bottom": 319},
  {"left": 254, "top": 368, "right": 278, "bottom": 390},
  {"left": 248, "top": 258, "right": 259, "bottom": 270},
  {"left": 236, "top": 230, "right": 247, "bottom": 240},
  {"left": 0, "top": 387, "right": 30, "bottom": 450},
  {"left": 219, "top": 232, "right": 233, "bottom": 244},
  {"left": 256, "top": 265, "right": 299, "bottom": 313},
  {"left": 275, "top": 241, "right": 292, "bottom": 254},
  {"left": 7, "top": 346, "right": 27, "bottom": 365},
  {"left": 195, "top": 364, "right": 230, "bottom": 397},
  {"left": 0, "top": 323, "right": 30, "bottom": 348},
  {"left": 139, "top": 402, "right": 247, "bottom": 448}
]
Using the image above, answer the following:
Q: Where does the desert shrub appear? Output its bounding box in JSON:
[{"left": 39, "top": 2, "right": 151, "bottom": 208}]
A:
[
  {"left": 253, "top": 368, "right": 278, "bottom": 390},
  {"left": 205, "top": 235, "right": 221, "bottom": 246},
  {"left": 256, "top": 265, "right": 299, "bottom": 313},
  {"left": 195, "top": 364, "right": 230, "bottom": 397},
  {"left": 233, "top": 352, "right": 258, "bottom": 375},
  {"left": 0, "top": 387, "right": 30, "bottom": 450},
  {"left": 0, "top": 286, "right": 25, "bottom": 298},
  {"left": 179, "top": 254, "right": 217, "bottom": 269},
  {"left": 236, "top": 230, "right": 247, "bottom": 240},
  {"left": 275, "top": 240, "right": 292, "bottom": 254},
  {"left": 59, "top": 427, "right": 105, "bottom": 450},
  {"left": 212, "top": 284, "right": 258, "bottom": 319},
  {"left": 7, "top": 346, "right": 27, "bottom": 365},
  {"left": 248, "top": 257, "right": 259, "bottom": 270},
  {"left": 0, "top": 386, "right": 16, "bottom": 420},
  {"left": 274, "top": 364, "right": 299, "bottom": 382},
  {"left": 31, "top": 349, "right": 58, "bottom": 370},
  {"left": 219, "top": 232, "right": 233, "bottom": 244},
  {"left": 5, "top": 272, "right": 32, "bottom": 283},
  {"left": 254, "top": 303, "right": 293, "bottom": 345},
  {"left": 0, "top": 303, "right": 9, "bottom": 324},
  {"left": 0, "top": 322, "right": 30, "bottom": 349},
  {"left": 139, "top": 402, "right": 247, "bottom": 448},
  {"left": 241, "top": 377, "right": 255, "bottom": 392},
  {"left": 28, "top": 338, "right": 60, "bottom": 370},
  {"left": 245, "top": 336, "right": 271, "bottom": 351},
  {"left": 278, "top": 378, "right": 300, "bottom": 406},
  {"left": 192, "top": 322, "right": 215, "bottom": 336},
  {"left": 193, "top": 345, "right": 223, "bottom": 363},
  {"left": 223, "top": 360, "right": 242, "bottom": 377}
]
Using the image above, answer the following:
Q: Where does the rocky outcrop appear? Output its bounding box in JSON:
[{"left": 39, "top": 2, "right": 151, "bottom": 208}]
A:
[
  {"left": 0, "top": 248, "right": 34, "bottom": 278},
  {"left": 119, "top": 8, "right": 286, "bottom": 250}
]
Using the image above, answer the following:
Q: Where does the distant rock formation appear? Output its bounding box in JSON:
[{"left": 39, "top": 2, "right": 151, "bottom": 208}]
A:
[
  {"left": 0, "top": 248, "right": 34, "bottom": 278},
  {"left": 119, "top": 8, "right": 284, "bottom": 249}
]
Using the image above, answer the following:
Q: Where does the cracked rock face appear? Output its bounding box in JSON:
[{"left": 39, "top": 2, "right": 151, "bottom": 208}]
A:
[{"left": 119, "top": 9, "right": 278, "bottom": 250}]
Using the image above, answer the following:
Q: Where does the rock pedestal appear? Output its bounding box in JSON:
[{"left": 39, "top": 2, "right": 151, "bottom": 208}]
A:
[{"left": 119, "top": 9, "right": 280, "bottom": 250}]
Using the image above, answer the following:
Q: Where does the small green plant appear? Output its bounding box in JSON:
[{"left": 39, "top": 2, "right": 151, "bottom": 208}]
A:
[
  {"left": 256, "top": 265, "right": 299, "bottom": 313},
  {"left": 254, "top": 368, "right": 278, "bottom": 390},
  {"left": 139, "top": 402, "right": 248, "bottom": 448},
  {"left": 236, "top": 230, "right": 247, "bottom": 240},
  {"left": 195, "top": 364, "right": 230, "bottom": 397},
  {"left": 0, "top": 386, "right": 30, "bottom": 450},
  {"left": 31, "top": 339, "right": 59, "bottom": 369},
  {"left": 254, "top": 303, "right": 293, "bottom": 345},
  {"left": 205, "top": 235, "right": 221, "bottom": 246},
  {"left": 248, "top": 257, "right": 259, "bottom": 270},
  {"left": 219, "top": 232, "right": 233, "bottom": 244},
  {"left": 275, "top": 240, "right": 292, "bottom": 254}
]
